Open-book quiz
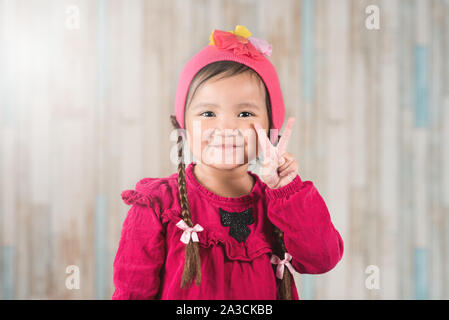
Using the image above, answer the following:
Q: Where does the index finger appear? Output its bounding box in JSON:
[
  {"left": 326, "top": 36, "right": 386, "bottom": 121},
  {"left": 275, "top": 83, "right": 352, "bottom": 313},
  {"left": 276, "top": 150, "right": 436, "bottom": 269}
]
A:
[
  {"left": 277, "top": 117, "right": 295, "bottom": 156},
  {"left": 253, "top": 122, "right": 276, "bottom": 159}
]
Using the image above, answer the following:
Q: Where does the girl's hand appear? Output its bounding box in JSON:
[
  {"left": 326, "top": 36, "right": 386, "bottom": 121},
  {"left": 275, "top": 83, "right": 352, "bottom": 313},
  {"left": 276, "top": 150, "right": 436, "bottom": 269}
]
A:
[{"left": 253, "top": 117, "right": 299, "bottom": 189}]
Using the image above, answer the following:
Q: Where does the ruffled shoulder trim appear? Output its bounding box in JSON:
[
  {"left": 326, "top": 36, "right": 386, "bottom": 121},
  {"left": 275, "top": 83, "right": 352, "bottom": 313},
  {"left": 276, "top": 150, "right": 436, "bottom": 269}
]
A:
[
  {"left": 121, "top": 189, "right": 152, "bottom": 206},
  {"left": 161, "top": 208, "right": 273, "bottom": 261},
  {"left": 121, "top": 175, "right": 178, "bottom": 207}
]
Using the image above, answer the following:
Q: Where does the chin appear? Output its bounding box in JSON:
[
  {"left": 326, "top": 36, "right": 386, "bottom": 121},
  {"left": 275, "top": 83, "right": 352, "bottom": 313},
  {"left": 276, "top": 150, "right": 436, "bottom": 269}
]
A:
[{"left": 203, "top": 162, "right": 247, "bottom": 170}]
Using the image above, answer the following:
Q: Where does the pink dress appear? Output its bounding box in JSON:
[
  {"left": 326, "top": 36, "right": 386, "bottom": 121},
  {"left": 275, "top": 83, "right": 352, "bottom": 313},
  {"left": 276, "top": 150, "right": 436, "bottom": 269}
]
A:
[{"left": 112, "top": 162, "right": 344, "bottom": 300}]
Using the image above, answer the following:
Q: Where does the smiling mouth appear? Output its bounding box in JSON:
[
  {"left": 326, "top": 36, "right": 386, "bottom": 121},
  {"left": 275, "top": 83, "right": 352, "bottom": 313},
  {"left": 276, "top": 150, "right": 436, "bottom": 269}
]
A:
[{"left": 210, "top": 144, "right": 244, "bottom": 148}]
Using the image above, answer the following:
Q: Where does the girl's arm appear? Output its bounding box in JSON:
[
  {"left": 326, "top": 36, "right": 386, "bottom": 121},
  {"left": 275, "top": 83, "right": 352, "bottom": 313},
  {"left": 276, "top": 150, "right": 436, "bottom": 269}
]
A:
[
  {"left": 265, "top": 174, "right": 344, "bottom": 274},
  {"left": 112, "top": 201, "right": 166, "bottom": 300}
]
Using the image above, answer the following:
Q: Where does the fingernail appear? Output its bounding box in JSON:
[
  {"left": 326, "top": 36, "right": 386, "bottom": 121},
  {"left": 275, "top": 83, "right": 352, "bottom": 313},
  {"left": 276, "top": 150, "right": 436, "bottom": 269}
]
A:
[{"left": 279, "top": 157, "right": 285, "bottom": 166}]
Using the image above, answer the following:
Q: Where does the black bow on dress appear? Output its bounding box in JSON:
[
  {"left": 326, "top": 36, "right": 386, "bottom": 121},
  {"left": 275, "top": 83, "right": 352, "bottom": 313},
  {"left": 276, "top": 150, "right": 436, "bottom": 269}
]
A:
[{"left": 219, "top": 207, "right": 255, "bottom": 243}]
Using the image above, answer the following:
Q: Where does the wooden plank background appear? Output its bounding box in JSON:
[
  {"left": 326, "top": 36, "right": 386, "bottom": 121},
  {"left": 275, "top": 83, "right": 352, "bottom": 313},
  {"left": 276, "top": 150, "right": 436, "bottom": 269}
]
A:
[{"left": 0, "top": 0, "right": 448, "bottom": 299}]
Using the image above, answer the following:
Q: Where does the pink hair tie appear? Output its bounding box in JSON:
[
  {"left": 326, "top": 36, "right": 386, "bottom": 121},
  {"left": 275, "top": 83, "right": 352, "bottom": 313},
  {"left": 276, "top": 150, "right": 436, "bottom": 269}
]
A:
[
  {"left": 270, "top": 252, "right": 295, "bottom": 279},
  {"left": 176, "top": 219, "right": 204, "bottom": 244}
]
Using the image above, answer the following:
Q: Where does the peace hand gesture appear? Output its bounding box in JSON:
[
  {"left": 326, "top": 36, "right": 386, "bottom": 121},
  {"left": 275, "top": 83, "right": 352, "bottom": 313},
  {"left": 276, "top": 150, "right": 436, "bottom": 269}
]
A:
[{"left": 253, "top": 117, "right": 299, "bottom": 189}]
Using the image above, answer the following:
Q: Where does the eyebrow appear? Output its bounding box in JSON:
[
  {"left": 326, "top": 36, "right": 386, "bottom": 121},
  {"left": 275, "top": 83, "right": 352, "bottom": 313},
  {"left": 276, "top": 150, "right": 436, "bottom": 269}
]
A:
[{"left": 191, "top": 102, "right": 261, "bottom": 110}]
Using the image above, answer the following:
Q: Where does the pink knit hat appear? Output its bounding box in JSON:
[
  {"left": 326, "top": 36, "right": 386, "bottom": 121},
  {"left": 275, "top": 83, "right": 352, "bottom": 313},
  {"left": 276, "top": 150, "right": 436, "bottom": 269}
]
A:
[{"left": 174, "top": 25, "right": 285, "bottom": 132}]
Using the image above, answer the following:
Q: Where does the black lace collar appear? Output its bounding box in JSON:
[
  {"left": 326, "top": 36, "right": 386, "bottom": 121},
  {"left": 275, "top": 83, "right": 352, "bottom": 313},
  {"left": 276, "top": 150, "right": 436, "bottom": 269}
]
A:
[{"left": 219, "top": 207, "right": 254, "bottom": 243}]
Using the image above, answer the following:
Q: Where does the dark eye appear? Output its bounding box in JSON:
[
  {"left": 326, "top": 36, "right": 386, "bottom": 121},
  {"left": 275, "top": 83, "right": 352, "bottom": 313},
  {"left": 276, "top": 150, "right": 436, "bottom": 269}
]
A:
[
  {"left": 200, "top": 111, "right": 215, "bottom": 117},
  {"left": 238, "top": 111, "right": 254, "bottom": 117}
]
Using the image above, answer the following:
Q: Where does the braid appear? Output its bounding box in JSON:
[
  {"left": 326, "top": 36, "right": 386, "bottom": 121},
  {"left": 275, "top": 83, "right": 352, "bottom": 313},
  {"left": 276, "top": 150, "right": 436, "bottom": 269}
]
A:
[
  {"left": 272, "top": 226, "right": 292, "bottom": 300},
  {"left": 271, "top": 133, "right": 293, "bottom": 300},
  {"left": 170, "top": 115, "right": 202, "bottom": 288}
]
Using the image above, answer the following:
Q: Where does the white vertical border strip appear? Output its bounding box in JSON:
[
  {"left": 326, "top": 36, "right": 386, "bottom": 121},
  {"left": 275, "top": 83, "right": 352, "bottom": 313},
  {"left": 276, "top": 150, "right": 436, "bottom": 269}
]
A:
[
  {"left": 398, "top": 0, "right": 414, "bottom": 299},
  {"left": 348, "top": 0, "right": 369, "bottom": 300},
  {"left": 0, "top": 129, "right": 17, "bottom": 299},
  {"left": 413, "top": 0, "right": 430, "bottom": 300},
  {"left": 378, "top": 0, "right": 399, "bottom": 299},
  {"left": 429, "top": 0, "right": 444, "bottom": 299},
  {"left": 143, "top": 0, "right": 163, "bottom": 176},
  {"left": 442, "top": 95, "right": 449, "bottom": 299},
  {"left": 312, "top": 0, "right": 326, "bottom": 299},
  {"left": 323, "top": 0, "right": 349, "bottom": 299},
  {"left": 94, "top": 0, "right": 108, "bottom": 300},
  {"left": 119, "top": 0, "right": 145, "bottom": 191},
  {"left": 298, "top": 0, "right": 315, "bottom": 300},
  {"left": 28, "top": 0, "right": 52, "bottom": 299}
]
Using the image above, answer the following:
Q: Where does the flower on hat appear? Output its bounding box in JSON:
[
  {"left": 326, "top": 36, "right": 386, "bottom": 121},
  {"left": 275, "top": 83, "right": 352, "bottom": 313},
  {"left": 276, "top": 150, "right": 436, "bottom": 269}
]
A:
[{"left": 209, "top": 25, "right": 272, "bottom": 60}]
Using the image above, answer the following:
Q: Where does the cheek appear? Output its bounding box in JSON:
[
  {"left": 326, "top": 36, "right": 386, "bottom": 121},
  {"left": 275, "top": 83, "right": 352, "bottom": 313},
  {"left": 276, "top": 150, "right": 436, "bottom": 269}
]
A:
[
  {"left": 243, "top": 128, "right": 259, "bottom": 153},
  {"left": 186, "top": 122, "right": 215, "bottom": 157}
]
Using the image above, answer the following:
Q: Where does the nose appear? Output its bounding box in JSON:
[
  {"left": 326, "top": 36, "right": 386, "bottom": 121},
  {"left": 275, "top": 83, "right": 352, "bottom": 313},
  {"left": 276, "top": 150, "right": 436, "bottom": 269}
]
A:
[
  {"left": 213, "top": 115, "right": 241, "bottom": 137},
  {"left": 213, "top": 127, "right": 239, "bottom": 137},
  {"left": 211, "top": 128, "right": 246, "bottom": 147},
  {"left": 208, "top": 114, "right": 247, "bottom": 146},
  {"left": 212, "top": 128, "right": 238, "bottom": 142},
  {"left": 214, "top": 114, "right": 240, "bottom": 132}
]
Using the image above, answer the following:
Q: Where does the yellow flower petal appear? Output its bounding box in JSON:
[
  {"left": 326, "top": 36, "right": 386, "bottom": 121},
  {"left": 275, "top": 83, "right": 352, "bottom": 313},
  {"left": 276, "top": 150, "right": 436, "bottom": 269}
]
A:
[
  {"left": 209, "top": 29, "right": 215, "bottom": 45},
  {"left": 210, "top": 26, "right": 251, "bottom": 45},
  {"left": 233, "top": 25, "right": 251, "bottom": 38}
]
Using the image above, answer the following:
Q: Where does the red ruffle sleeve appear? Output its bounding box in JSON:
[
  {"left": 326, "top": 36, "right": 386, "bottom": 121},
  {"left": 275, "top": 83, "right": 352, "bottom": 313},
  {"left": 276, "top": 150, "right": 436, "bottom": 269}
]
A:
[{"left": 112, "top": 189, "right": 166, "bottom": 300}]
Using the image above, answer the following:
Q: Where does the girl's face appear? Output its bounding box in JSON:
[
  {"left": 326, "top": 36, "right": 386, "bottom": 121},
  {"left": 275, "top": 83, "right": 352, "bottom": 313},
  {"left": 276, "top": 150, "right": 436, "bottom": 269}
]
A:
[{"left": 185, "top": 72, "right": 269, "bottom": 170}]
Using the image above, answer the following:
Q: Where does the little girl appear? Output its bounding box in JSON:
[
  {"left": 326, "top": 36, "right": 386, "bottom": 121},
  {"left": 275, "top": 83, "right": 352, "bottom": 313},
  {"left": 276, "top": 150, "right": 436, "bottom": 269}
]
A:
[{"left": 112, "top": 25, "right": 344, "bottom": 300}]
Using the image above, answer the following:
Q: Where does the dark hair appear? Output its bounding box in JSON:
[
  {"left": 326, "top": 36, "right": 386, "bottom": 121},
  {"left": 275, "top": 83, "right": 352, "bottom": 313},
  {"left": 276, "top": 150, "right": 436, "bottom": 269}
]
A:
[{"left": 169, "top": 60, "right": 292, "bottom": 299}]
